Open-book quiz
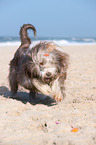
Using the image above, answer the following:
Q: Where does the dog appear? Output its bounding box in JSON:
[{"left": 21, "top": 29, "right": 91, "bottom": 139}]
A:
[{"left": 9, "top": 24, "right": 69, "bottom": 102}]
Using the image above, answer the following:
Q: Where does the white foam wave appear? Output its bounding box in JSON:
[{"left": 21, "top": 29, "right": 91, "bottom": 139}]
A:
[
  {"left": 82, "top": 38, "right": 96, "bottom": 42},
  {"left": 0, "top": 41, "right": 20, "bottom": 46},
  {"left": 0, "top": 40, "right": 96, "bottom": 47},
  {"left": 52, "top": 40, "right": 69, "bottom": 46},
  {"left": 52, "top": 40, "right": 96, "bottom": 46}
]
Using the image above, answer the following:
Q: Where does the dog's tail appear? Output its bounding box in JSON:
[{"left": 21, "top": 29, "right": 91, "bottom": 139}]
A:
[{"left": 20, "top": 24, "right": 36, "bottom": 47}]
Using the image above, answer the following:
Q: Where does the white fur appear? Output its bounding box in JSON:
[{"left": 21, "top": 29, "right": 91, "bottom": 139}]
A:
[{"left": 32, "top": 78, "right": 51, "bottom": 96}]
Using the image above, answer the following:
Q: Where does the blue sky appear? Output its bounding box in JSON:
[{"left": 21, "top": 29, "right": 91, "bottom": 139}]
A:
[{"left": 0, "top": 0, "right": 96, "bottom": 37}]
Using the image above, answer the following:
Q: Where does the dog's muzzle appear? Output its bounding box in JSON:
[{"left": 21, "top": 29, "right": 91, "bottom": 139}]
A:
[{"left": 44, "top": 72, "right": 52, "bottom": 84}]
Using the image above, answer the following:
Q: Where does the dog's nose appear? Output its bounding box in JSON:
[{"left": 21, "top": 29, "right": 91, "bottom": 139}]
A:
[{"left": 46, "top": 72, "right": 51, "bottom": 77}]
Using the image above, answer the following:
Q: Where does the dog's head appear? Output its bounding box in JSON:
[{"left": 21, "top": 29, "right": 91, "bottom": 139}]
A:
[{"left": 27, "top": 42, "right": 68, "bottom": 84}]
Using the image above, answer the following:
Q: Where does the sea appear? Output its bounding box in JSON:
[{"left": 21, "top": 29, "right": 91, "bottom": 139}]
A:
[{"left": 0, "top": 36, "right": 96, "bottom": 46}]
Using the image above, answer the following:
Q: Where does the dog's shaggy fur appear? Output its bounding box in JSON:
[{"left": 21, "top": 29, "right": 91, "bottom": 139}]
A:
[{"left": 9, "top": 24, "right": 69, "bottom": 101}]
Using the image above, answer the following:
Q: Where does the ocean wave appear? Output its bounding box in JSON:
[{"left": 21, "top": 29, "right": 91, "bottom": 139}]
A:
[
  {"left": 0, "top": 41, "right": 20, "bottom": 46},
  {"left": 0, "top": 39, "right": 96, "bottom": 46},
  {"left": 82, "top": 38, "right": 96, "bottom": 42}
]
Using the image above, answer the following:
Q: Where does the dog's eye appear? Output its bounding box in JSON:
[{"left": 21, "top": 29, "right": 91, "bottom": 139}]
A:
[{"left": 39, "top": 62, "right": 44, "bottom": 66}]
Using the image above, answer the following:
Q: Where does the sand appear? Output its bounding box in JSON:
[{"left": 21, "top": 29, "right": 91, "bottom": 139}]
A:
[{"left": 0, "top": 44, "right": 96, "bottom": 145}]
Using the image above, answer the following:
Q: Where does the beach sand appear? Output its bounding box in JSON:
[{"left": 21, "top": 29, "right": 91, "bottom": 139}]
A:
[{"left": 0, "top": 45, "right": 96, "bottom": 145}]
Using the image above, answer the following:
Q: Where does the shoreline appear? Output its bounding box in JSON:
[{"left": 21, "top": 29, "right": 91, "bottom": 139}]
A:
[{"left": 0, "top": 39, "right": 96, "bottom": 47}]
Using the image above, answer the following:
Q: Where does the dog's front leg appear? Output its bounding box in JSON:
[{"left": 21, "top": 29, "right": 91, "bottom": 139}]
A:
[
  {"left": 29, "top": 87, "right": 37, "bottom": 102},
  {"left": 51, "top": 76, "right": 65, "bottom": 101},
  {"left": 32, "top": 79, "right": 51, "bottom": 96}
]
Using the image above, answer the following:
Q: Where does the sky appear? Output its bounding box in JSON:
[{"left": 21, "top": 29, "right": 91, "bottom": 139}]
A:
[{"left": 0, "top": 0, "right": 96, "bottom": 38}]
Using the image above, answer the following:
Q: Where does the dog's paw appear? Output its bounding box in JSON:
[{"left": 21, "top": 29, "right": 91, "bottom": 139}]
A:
[{"left": 52, "top": 95, "right": 62, "bottom": 102}]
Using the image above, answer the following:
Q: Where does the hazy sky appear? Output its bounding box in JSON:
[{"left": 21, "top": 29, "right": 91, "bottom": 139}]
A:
[{"left": 0, "top": 0, "right": 96, "bottom": 37}]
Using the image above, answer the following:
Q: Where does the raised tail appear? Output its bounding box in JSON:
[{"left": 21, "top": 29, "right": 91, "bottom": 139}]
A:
[{"left": 19, "top": 24, "right": 36, "bottom": 47}]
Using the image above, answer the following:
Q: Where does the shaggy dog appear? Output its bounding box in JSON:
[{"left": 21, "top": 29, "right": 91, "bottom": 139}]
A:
[{"left": 9, "top": 24, "right": 69, "bottom": 102}]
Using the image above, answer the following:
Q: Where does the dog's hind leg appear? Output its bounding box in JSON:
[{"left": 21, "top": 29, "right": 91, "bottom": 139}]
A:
[{"left": 9, "top": 67, "right": 18, "bottom": 96}]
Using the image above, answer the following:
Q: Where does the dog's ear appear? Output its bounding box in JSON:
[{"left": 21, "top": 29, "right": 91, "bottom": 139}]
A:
[{"left": 58, "top": 51, "right": 69, "bottom": 78}]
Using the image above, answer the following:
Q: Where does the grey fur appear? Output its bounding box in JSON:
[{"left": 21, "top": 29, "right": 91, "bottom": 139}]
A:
[{"left": 9, "top": 24, "right": 69, "bottom": 102}]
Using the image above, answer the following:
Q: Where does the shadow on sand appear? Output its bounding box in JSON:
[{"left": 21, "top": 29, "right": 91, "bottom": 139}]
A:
[{"left": 0, "top": 86, "right": 56, "bottom": 106}]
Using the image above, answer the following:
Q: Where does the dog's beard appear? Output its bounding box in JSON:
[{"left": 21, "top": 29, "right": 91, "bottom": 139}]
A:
[
  {"left": 38, "top": 66, "right": 59, "bottom": 84},
  {"left": 32, "top": 66, "right": 60, "bottom": 97},
  {"left": 32, "top": 66, "right": 59, "bottom": 85},
  {"left": 32, "top": 66, "right": 60, "bottom": 96},
  {"left": 31, "top": 66, "right": 59, "bottom": 96}
]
